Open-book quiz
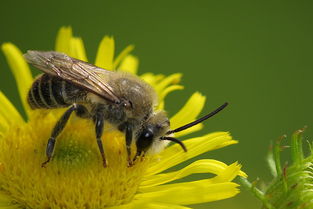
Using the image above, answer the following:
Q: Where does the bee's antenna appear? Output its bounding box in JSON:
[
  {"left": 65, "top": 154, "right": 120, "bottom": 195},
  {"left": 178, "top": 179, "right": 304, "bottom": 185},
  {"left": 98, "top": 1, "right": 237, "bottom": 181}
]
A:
[
  {"left": 161, "top": 136, "right": 187, "bottom": 152},
  {"left": 166, "top": 102, "right": 228, "bottom": 135}
]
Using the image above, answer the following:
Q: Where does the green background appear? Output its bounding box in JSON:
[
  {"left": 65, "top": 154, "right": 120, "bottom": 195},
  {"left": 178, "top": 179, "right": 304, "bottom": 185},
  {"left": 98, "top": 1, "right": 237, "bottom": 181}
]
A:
[{"left": 1, "top": 0, "right": 313, "bottom": 208}]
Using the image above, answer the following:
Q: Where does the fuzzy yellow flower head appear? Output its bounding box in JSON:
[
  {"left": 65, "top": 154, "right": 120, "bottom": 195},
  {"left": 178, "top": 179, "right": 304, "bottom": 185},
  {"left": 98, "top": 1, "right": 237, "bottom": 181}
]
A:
[{"left": 0, "top": 26, "right": 246, "bottom": 209}]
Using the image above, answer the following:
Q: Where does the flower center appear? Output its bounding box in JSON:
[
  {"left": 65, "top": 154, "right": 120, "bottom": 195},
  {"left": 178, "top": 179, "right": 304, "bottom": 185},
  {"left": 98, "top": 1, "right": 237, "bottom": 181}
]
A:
[{"left": 0, "top": 112, "right": 149, "bottom": 208}]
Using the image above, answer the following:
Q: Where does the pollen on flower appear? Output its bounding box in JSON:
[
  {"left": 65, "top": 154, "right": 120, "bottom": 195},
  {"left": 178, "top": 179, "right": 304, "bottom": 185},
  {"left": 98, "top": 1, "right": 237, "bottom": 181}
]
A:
[{"left": 0, "top": 111, "right": 150, "bottom": 209}]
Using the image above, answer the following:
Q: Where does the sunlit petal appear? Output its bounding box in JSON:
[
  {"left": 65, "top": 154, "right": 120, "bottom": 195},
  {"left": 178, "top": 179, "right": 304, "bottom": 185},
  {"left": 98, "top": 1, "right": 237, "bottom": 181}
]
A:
[
  {"left": 1, "top": 43, "right": 32, "bottom": 116},
  {"left": 154, "top": 73, "right": 182, "bottom": 94},
  {"left": 170, "top": 92, "right": 205, "bottom": 129},
  {"left": 210, "top": 162, "right": 247, "bottom": 183},
  {"left": 157, "top": 85, "right": 184, "bottom": 110},
  {"left": 174, "top": 124, "right": 203, "bottom": 138},
  {"left": 142, "top": 203, "right": 192, "bottom": 209},
  {"left": 118, "top": 55, "right": 139, "bottom": 74},
  {"left": 136, "top": 181, "right": 239, "bottom": 205},
  {"left": 69, "top": 37, "right": 88, "bottom": 61},
  {"left": 0, "top": 117, "right": 9, "bottom": 135},
  {"left": 141, "top": 73, "right": 165, "bottom": 87},
  {"left": 107, "top": 200, "right": 192, "bottom": 209},
  {"left": 113, "top": 45, "right": 134, "bottom": 69},
  {"left": 55, "top": 26, "right": 72, "bottom": 54},
  {"left": 0, "top": 92, "right": 23, "bottom": 125},
  {"left": 95, "top": 36, "right": 115, "bottom": 70},
  {"left": 141, "top": 159, "right": 235, "bottom": 188},
  {"left": 146, "top": 132, "right": 237, "bottom": 176},
  {"left": 55, "top": 26, "right": 87, "bottom": 61}
]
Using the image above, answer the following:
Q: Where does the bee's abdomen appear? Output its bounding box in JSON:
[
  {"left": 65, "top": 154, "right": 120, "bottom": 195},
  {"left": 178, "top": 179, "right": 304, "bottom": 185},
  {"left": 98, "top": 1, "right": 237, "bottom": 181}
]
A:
[{"left": 28, "top": 74, "right": 86, "bottom": 109}]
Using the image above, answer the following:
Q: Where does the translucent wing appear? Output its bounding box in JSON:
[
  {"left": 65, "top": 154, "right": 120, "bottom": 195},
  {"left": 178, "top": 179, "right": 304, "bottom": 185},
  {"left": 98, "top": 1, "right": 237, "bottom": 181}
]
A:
[{"left": 24, "top": 50, "right": 120, "bottom": 104}]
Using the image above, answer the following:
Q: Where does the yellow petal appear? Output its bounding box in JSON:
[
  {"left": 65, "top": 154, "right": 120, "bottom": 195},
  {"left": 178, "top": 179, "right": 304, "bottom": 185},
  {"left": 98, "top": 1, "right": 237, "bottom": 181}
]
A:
[
  {"left": 113, "top": 45, "right": 135, "bottom": 69},
  {"left": 143, "top": 203, "right": 192, "bottom": 209},
  {"left": 140, "top": 73, "right": 165, "bottom": 87},
  {"left": 135, "top": 181, "right": 240, "bottom": 205},
  {"left": 146, "top": 73, "right": 183, "bottom": 110},
  {"left": 1, "top": 43, "right": 32, "bottom": 116},
  {"left": 157, "top": 85, "right": 184, "bottom": 110},
  {"left": 211, "top": 162, "right": 246, "bottom": 183},
  {"left": 240, "top": 171, "right": 247, "bottom": 177},
  {"left": 0, "top": 117, "right": 9, "bottom": 135},
  {"left": 69, "top": 37, "right": 88, "bottom": 61},
  {"left": 0, "top": 92, "right": 23, "bottom": 125},
  {"left": 95, "top": 36, "right": 115, "bottom": 70},
  {"left": 161, "top": 84, "right": 183, "bottom": 101},
  {"left": 118, "top": 55, "right": 138, "bottom": 74},
  {"left": 160, "top": 85, "right": 184, "bottom": 100},
  {"left": 157, "top": 101, "right": 165, "bottom": 110},
  {"left": 55, "top": 26, "right": 87, "bottom": 61},
  {"left": 107, "top": 201, "right": 192, "bottom": 209},
  {"left": 217, "top": 162, "right": 246, "bottom": 179},
  {"left": 140, "top": 73, "right": 156, "bottom": 84},
  {"left": 154, "top": 73, "right": 182, "bottom": 94},
  {"left": 146, "top": 132, "right": 236, "bottom": 176},
  {"left": 170, "top": 92, "right": 205, "bottom": 130},
  {"left": 55, "top": 26, "right": 72, "bottom": 54},
  {"left": 140, "top": 159, "right": 235, "bottom": 189},
  {"left": 107, "top": 200, "right": 147, "bottom": 209},
  {"left": 174, "top": 124, "right": 203, "bottom": 138}
]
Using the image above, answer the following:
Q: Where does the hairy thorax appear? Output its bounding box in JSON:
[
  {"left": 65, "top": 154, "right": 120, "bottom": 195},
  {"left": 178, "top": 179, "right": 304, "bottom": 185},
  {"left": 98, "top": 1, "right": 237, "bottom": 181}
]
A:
[{"left": 87, "top": 73, "right": 157, "bottom": 128}]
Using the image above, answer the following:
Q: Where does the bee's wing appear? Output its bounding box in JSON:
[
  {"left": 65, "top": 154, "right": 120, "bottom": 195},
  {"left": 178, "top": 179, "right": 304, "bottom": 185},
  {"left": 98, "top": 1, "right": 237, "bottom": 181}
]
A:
[{"left": 24, "top": 50, "right": 120, "bottom": 103}]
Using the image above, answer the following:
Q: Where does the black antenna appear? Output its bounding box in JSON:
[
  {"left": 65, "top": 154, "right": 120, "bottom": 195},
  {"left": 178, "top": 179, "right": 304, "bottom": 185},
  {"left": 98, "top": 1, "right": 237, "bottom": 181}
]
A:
[
  {"left": 161, "top": 136, "right": 187, "bottom": 152},
  {"left": 166, "top": 102, "right": 228, "bottom": 135}
]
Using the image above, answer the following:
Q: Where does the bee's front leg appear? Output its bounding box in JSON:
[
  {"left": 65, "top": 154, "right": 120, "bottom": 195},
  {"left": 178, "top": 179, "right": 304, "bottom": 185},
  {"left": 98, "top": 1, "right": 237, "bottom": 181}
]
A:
[{"left": 125, "top": 124, "right": 133, "bottom": 167}]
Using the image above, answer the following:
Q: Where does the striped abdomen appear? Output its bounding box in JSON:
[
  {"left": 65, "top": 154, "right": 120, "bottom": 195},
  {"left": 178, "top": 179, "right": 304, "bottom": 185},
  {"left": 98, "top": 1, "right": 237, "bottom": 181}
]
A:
[{"left": 28, "top": 74, "right": 87, "bottom": 109}]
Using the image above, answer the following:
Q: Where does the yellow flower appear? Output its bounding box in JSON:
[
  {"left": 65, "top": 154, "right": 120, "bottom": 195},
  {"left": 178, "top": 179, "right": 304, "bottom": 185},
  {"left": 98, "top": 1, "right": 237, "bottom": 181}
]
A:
[{"left": 0, "top": 26, "right": 246, "bottom": 209}]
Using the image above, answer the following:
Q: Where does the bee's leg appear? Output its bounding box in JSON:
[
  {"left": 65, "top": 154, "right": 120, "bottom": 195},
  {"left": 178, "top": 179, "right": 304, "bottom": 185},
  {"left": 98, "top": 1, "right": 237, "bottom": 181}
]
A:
[
  {"left": 94, "top": 115, "right": 107, "bottom": 167},
  {"left": 42, "top": 104, "right": 78, "bottom": 167},
  {"left": 125, "top": 124, "right": 133, "bottom": 167},
  {"left": 133, "top": 150, "right": 144, "bottom": 162}
]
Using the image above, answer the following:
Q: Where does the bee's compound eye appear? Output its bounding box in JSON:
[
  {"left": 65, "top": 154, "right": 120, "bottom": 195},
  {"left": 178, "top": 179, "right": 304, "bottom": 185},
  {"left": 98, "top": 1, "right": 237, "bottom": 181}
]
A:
[
  {"left": 136, "top": 129, "right": 154, "bottom": 153},
  {"left": 144, "top": 131, "right": 153, "bottom": 139}
]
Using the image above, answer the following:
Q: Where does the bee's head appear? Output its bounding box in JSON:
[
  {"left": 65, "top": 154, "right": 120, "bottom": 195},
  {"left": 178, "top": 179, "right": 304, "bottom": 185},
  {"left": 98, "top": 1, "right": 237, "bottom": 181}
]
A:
[
  {"left": 134, "top": 102, "right": 229, "bottom": 160},
  {"left": 135, "top": 111, "right": 170, "bottom": 157}
]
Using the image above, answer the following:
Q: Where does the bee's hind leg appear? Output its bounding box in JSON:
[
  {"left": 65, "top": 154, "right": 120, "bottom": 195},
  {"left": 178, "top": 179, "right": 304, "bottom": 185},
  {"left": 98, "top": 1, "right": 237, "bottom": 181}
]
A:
[{"left": 42, "top": 104, "right": 79, "bottom": 167}]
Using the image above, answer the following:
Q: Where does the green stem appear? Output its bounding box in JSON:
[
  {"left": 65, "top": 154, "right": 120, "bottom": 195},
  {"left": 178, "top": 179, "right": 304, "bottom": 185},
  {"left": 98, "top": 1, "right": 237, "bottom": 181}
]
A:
[{"left": 239, "top": 177, "right": 276, "bottom": 209}]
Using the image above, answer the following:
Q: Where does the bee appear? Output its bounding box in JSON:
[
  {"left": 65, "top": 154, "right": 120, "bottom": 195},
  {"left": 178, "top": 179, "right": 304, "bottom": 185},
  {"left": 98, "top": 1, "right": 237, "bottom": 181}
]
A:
[{"left": 24, "top": 50, "right": 228, "bottom": 167}]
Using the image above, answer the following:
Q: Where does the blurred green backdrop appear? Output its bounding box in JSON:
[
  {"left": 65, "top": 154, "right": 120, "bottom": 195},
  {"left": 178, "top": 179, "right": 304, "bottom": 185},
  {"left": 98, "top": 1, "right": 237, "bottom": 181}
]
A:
[{"left": 1, "top": 0, "right": 313, "bottom": 208}]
